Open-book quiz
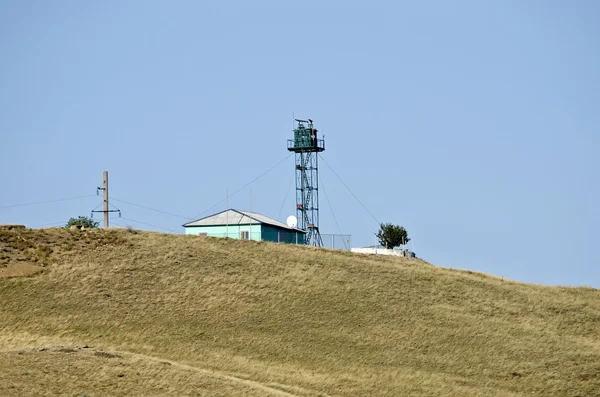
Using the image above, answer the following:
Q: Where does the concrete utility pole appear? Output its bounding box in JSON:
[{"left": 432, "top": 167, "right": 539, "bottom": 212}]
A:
[
  {"left": 93, "top": 171, "right": 119, "bottom": 228},
  {"left": 103, "top": 171, "right": 109, "bottom": 228},
  {"left": 226, "top": 188, "right": 228, "bottom": 238}
]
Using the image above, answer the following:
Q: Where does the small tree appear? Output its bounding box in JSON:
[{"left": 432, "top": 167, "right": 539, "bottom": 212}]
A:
[
  {"left": 65, "top": 216, "right": 99, "bottom": 229},
  {"left": 375, "top": 223, "right": 410, "bottom": 249}
]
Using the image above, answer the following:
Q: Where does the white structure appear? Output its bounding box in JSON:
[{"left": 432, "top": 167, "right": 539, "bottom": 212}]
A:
[{"left": 351, "top": 247, "right": 416, "bottom": 258}]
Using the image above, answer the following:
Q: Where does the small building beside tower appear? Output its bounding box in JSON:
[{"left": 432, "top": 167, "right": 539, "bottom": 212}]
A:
[{"left": 183, "top": 209, "right": 305, "bottom": 244}]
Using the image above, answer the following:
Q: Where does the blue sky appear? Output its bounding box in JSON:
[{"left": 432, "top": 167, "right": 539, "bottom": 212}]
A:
[{"left": 1, "top": 1, "right": 598, "bottom": 287}]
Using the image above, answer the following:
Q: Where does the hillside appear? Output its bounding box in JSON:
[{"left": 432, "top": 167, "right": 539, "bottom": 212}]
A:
[{"left": 1, "top": 227, "right": 599, "bottom": 396}]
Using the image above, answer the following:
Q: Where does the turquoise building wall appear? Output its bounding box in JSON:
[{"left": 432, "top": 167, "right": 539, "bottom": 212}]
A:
[
  {"left": 183, "top": 223, "right": 304, "bottom": 244},
  {"left": 261, "top": 225, "right": 305, "bottom": 244},
  {"left": 184, "top": 224, "right": 262, "bottom": 240}
]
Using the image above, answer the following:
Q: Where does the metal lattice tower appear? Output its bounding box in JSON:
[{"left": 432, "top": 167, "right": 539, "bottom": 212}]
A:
[{"left": 287, "top": 119, "right": 325, "bottom": 246}]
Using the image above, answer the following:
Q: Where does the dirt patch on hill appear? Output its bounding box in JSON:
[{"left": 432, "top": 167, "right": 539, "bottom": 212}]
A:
[
  {"left": 0, "top": 346, "right": 296, "bottom": 397},
  {"left": 0, "top": 262, "right": 42, "bottom": 278}
]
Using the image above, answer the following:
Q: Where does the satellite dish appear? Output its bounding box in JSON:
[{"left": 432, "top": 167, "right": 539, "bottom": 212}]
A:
[{"left": 286, "top": 215, "right": 298, "bottom": 228}]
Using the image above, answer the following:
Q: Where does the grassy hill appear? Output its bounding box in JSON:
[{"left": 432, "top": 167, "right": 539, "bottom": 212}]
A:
[{"left": 1, "top": 227, "right": 599, "bottom": 396}]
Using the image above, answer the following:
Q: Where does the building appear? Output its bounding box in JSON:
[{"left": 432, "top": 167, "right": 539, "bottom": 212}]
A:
[
  {"left": 351, "top": 247, "right": 416, "bottom": 258},
  {"left": 183, "top": 209, "right": 305, "bottom": 244}
]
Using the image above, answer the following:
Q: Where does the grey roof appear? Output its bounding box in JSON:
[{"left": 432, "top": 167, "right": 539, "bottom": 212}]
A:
[{"left": 183, "top": 209, "right": 304, "bottom": 232}]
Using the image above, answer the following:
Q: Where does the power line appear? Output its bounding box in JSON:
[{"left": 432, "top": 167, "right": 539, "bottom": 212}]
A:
[
  {"left": 31, "top": 220, "right": 70, "bottom": 229},
  {"left": 29, "top": 210, "right": 124, "bottom": 229},
  {"left": 120, "top": 216, "right": 180, "bottom": 234},
  {"left": 0, "top": 195, "right": 96, "bottom": 210},
  {"left": 191, "top": 153, "right": 293, "bottom": 219},
  {"left": 277, "top": 174, "right": 296, "bottom": 221},
  {"left": 320, "top": 177, "right": 348, "bottom": 250},
  {"left": 109, "top": 219, "right": 128, "bottom": 228},
  {"left": 319, "top": 155, "right": 381, "bottom": 226},
  {"left": 2, "top": 153, "right": 292, "bottom": 229},
  {"left": 111, "top": 197, "right": 192, "bottom": 220}
]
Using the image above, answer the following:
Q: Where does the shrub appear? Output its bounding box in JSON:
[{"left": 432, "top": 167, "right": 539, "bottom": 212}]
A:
[
  {"left": 375, "top": 223, "right": 410, "bottom": 249},
  {"left": 65, "top": 216, "right": 99, "bottom": 229}
]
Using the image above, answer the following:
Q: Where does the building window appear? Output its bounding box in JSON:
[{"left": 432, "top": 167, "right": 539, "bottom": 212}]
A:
[
  {"left": 198, "top": 232, "right": 207, "bottom": 236},
  {"left": 240, "top": 230, "right": 250, "bottom": 240}
]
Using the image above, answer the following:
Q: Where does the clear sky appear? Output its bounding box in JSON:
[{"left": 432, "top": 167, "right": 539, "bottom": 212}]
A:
[{"left": 1, "top": 1, "right": 598, "bottom": 287}]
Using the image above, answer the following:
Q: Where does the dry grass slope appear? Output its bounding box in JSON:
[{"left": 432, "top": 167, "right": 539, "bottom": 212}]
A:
[{"left": 1, "top": 227, "right": 599, "bottom": 396}]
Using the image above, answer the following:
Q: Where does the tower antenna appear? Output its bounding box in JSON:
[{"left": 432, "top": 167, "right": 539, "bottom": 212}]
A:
[{"left": 287, "top": 118, "right": 325, "bottom": 246}]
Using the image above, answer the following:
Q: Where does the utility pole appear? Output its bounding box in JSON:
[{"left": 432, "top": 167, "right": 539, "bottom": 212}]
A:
[
  {"left": 103, "top": 171, "right": 109, "bottom": 228},
  {"left": 93, "top": 171, "right": 120, "bottom": 227},
  {"left": 226, "top": 188, "right": 229, "bottom": 238}
]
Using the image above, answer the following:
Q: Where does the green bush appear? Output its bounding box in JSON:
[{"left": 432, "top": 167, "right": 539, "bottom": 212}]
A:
[
  {"left": 375, "top": 223, "right": 410, "bottom": 249},
  {"left": 65, "top": 216, "right": 99, "bottom": 229}
]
